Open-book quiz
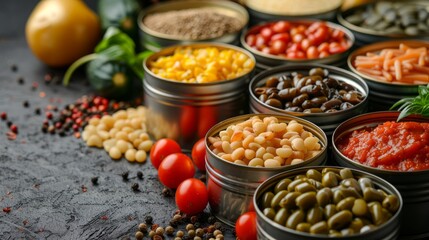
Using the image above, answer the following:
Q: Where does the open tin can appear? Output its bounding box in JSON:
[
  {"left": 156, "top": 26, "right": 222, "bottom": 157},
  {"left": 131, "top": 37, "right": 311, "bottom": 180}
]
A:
[
  {"left": 332, "top": 111, "right": 429, "bottom": 239},
  {"left": 205, "top": 113, "right": 328, "bottom": 226},
  {"left": 254, "top": 166, "right": 403, "bottom": 240}
]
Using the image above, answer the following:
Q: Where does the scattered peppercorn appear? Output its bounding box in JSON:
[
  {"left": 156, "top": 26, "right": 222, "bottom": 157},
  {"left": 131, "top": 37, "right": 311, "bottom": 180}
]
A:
[
  {"left": 145, "top": 215, "right": 153, "bottom": 224},
  {"left": 10, "top": 124, "right": 18, "bottom": 134},
  {"left": 44, "top": 73, "right": 53, "bottom": 84},
  {"left": 91, "top": 176, "right": 99, "bottom": 185},
  {"left": 34, "top": 108, "right": 41, "bottom": 115},
  {"left": 162, "top": 187, "right": 172, "bottom": 197},
  {"left": 186, "top": 224, "right": 194, "bottom": 231},
  {"left": 136, "top": 171, "right": 143, "bottom": 179},
  {"left": 23, "top": 101, "right": 30, "bottom": 108},
  {"left": 2, "top": 207, "right": 11, "bottom": 213},
  {"left": 207, "top": 216, "right": 216, "bottom": 225},
  {"left": 151, "top": 224, "right": 159, "bottom": 231},
  {"left": 6, "top": 121, "right": 12, "bottom": 127},
  {"left": 148, "top": 230, "right": 156, "bottom": 238},
  {"left": 58, "top": 130, "right": 66, "bottom": 137},
  {"left": 1, "top": 112, "right": 7, "bottom": 120},
  {"left": 176, "top": 230, "right": 185, "bottom": 237},
  {"left": 194, "top": 236, "right": 202, "bottom": 240},
  {"left": 131, "top": 183, "right": 139, "bottom": 191},
  {"left": 48, "top": 125, "right": 55, "bottom": 134},
  {"left": 216, "top": 234, "right": 224, "bottom": 240},
  {"left": 165, "top": 226, "right": 174, "bottom": 236},
  {"left": 17, "top": 77, "right": 25, "bottom": 85},
  {"left": 188, "top": 229, "right": 196, "bottom": 238},
  {"left": 121, "top": 171, "right": 129, "bottom": 181},
  {"left": 46, "top": 112, "right": 53, "bottom": 120},
  {"left": 213, "top": 222, "right": 222, "bottom": 230},
  {"left": 194, "top": 222, "right": 201, "bottom": 229},
  {"left": 135, "top": 231, "right": 144, "bottom": 240},
  {"left": 195, "top": 228, "right": 204, "bottom": 237},
  {"left": 10, "top": 64, "right": 17, "bottom": 72},
  {"left": 190, "top": 216, "right": 198, "bottom": 224},
  {"left": 155, "top": 226, "right": 164, "bottom": 235}
]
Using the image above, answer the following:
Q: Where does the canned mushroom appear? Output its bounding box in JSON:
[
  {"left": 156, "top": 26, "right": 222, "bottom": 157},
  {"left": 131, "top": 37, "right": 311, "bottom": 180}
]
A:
[
  {"left": 205, "top": 114, "right": 327, "bottom": 226},
  {"left": 254, "top": 166, "right": 402, "bottom": 240}
]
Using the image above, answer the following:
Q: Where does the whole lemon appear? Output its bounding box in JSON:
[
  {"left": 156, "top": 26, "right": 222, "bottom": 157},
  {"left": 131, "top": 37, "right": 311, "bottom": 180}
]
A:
[{"left": 26, "top": 0, "right": 101, "bottom": 67}]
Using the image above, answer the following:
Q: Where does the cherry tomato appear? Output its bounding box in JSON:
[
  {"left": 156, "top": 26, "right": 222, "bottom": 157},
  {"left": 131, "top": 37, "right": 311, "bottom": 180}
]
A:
[
  {"left": 319, "top": 51, "right": 330, "bottom": 58},
  {"left": 158, "top": 153, "right": 195, "bottom": 189},
  {"left": 287, "top": 51, "right": 306, "bottom": 59},
  {"left": 246, "top": 34, "right": 256, "bottom": 47},
  {"left": 175, "top": 178, "right": 208, "bottom": 215},
  {"left": 235, "top": 212, "right": 257, "bottom": 240},
  {"left": 292, "top": 33, "right": 304, "bottom": 43},
  {"left": 306, "top": 22, "right": 326, "bottom": 34},
  {"left": 317, "top": 42, "right": 330, "bottom": 53},
  {"left": 261, "top": 47, "right": 272, "bottom": 54},
  {"left": 287, "top": 43, "right": 302, "bottom": 53},
  {"left": 331, "top": 29, "right": 345, "bottom": 40},
  {"left": 270, "top": 33, "right": 290, "bottom": 42},
  {"left": 191, "top": 138, "right": 206, "bottom": 171},
  {"left": 328, "top": 42, "right": 345, "bottom": 54},
  {"left": 150, "top": 139, "right": 182, "bottom": 169},
  {"left": 271, "top": 21, "right": 290, "bottom": 33},
  {"left": 300, "top": 38, "right": 312, "bottom": 51},
  {"left": 269, "top": 40, "right": 287, "bottom": 55},
  {"left": 310, "top": 27, "right": 329, "bottom": 45},
  {"left": 260, "top": 27, "right": 274, "bottom": 40},
  {"left": 255, "top": 34, "right": 267, "bottom": 48},
  {"left": 306, "top": 46, "right": 319, "bottom": 59}
]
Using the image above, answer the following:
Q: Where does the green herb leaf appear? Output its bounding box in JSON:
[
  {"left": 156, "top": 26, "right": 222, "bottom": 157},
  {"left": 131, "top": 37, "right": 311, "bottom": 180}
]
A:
[{"left": 390, "top": 84, "right": 429, "bottom": 121}]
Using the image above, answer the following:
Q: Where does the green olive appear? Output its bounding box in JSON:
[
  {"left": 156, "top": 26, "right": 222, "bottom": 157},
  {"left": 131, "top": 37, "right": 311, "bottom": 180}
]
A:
[
  {"left": 279, "top": 192, "right": 301, "bottom": 209},
  {"left": 377, "top": 189, "right": 388, "bottom": 198},
  {"left": 352, "top": 198, "right": 369, "bottom": 217},
  {"left": 307, "top": 206, "right": 324, "bottom": 225},
  {"left": 316, "top": 190, "right": 331, "bottom": 207},
  {"left": 274, "top": 178, "right": 292, "bottom": 194},
  {"left": 263, "top": 208, "right": 276, "bottom": 220},
  {"left": 306, "top": 169, "right": 322, "bottom": 181},
  {"left": 294, "top": 174, "right": 307, "bottom": 180},
  {"left": 341, "top": 187, "right": 362, "bottom": 198},
  {"left": 349, "top": 218, "right": 364, "bottom": 232},
  {"left": 288, "top": 179, "right": 306, "bottom": 192},
  {"left": 322, "top": 168, "right": 340, "bottom": 175},
  {"left": 295, "top": 182, "right": 317, "bottom": 193},
  {"left": 296, "top": 222, "right": 311, "bottom": 233},
  {"left": 369, "top": 202, "right": 385, "bottom": 226},
  {"left": 341, "top": 178, "right": 361, "bottom": 192},
  {"left": 324, "top": 204, "right": 338, "bottom": 219},
  {"left": 360, "top": 224, "right": 376, "bottom": 234},
  {"left": 336, "top": 197, "right": 356, "bottom": 211},
  {"left": 381, "top": 208, "right": 393, "bottom": 223},
  {"left": 339, "top": 168, "right": 354, "bottom": 180},
  {"left": 329, "top": 230, "right": 342, "bottom": 237},
  {"left": 261, "top": 192, "right": 275, "bottom": 209},
  {"left": 271, "top": 190, "right": 288, "bottom": 208},
  {"left": 382, "top": 195, "right": 400, "bottom": 213},
  {"left": 310, "top": 221, "right": 329, "bottom": 234},
  {"left": 328, "top": 210, "right": 353, "bottom": 230},
  {"left": 286, "top": 210, "right": 305, "bottom": 230},
  {"left": 308, "top": 179, "right": 322, "bottom": 190},
  {"left": 274, "top": 207, "right": 289, "bottom": 225},
  {"left": 333, "top": 189, "right": 346, "bottom": 204},
  {"left": 341, "top": 228, "right": 355, "bottom": 236},
  {"left": 322, "top": 172, "right": 338, "bottom": 188},
  {"left": 363, "top": 187, "right": 385, "bottom": 202},
  {"left": 296, "top": 192, "right": 317, "bottom": 210},
  {"left": 358, "top": 177, "right": 373, "bottom": 190}
]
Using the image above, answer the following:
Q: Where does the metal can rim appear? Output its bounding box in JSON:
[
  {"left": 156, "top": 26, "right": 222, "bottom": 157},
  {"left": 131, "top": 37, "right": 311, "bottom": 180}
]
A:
[
  {"left": 143, "top": 42, "right": 256, "bottom": 86},
  {"left": 248, "top": 63, "right": 369, "bottom": 117},
  {"left": 244, "top": 2, "right": 342, "bottom": 18},
  {"left": 240, "top": 19, "right": 355, "bottom": 63},
  {"left": 138, "top": 0, "right": 249, "bottom": 41},
  {"left": 253, "top": 165, "right": 403, "bottom": 239}
]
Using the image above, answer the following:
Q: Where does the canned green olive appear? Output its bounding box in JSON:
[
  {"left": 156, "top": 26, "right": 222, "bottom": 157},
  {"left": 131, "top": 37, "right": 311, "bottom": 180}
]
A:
[{"left": 255, "top": 167, "right": 402, "bottom": 238}]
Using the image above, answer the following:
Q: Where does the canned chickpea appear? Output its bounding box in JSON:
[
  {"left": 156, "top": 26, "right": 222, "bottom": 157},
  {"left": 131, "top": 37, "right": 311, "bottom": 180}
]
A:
[{"left": 205, "top": 114, "right": 327, "bottom": 227}]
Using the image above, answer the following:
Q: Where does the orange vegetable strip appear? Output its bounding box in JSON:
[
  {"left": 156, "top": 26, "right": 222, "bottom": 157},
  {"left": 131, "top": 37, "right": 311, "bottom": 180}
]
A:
[
  {"left": 418, "top": 52, "right": 427, "bottom": 66},
  {"left": 389, "top": 52, "right": 421, "bottom": 65},
  {"left": 383, "top": 50, "right": 393, "bottom": 70},
  {"left": 382, "top": 70, "right": 393, "bottom": 82},
  {"left": 355, "top": 61, "right": 381, "bottom": 68},
  {"left": 399, "top": 43, "right": 409, "bottom": 51},
  {"left": 401, "top": 74, "right": 429, "bottom": 83},
  {"left": 403, "top": 62, "right": 413, "bottom": 70},
  {"left": 357, "top": 67, "right": 382, "bottom": 76},
  {"left": 411, "top": 64, "right": 429, "bottom": 74},
  {"left": 356, "top": 56, "right": 384, "bottom": 61},
  {"left": 380, "top": 49, "right": 403, "bottom": 56},
  {"left": 405, "top": 47, "right": 427, "bottom": 54},
  {"left": 394, "top": 60, "right": 402, "bottom": 80}
]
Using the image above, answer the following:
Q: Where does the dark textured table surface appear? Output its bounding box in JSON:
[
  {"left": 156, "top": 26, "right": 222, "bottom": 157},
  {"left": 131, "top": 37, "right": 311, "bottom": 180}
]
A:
[{"left": 0, "top": 1, "right": 229, "bottom": 239}]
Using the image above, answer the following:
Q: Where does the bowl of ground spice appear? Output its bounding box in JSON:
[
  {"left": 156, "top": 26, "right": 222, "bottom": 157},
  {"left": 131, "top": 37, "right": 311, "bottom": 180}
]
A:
[{"left": 138, "top": 0, "right": 248, "bottom": 51}]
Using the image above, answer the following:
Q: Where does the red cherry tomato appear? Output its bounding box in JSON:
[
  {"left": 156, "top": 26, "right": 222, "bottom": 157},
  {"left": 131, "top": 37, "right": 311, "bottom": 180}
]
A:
[
  {"left": 158, "top": 153, "right": 195, "bottom": 189},
  {"left": 269, "top": 40, "right": 287, "bottom": 55},
  {"left": 270, "top": 33, "right": 290, "bottom": 42},
  {"left": 261, "top": 47, "right": 271, "bottom": 54},
  {"left": 255, "top": 34, "right": 266, "bottom": 48},
  {"left": 331, "top": 29, "right": 345, "bottom": 40},
  {"left": 175, "top": 178, "right": 208, "bottom": 215},
  {"left": 260, "top": 27, "right": 274, "bottom": 40},
  {"left": 287, "top": 43, "right": 302, "bottom": 53},
  {"left": 300, "top": 38, "right": 312, "bottom": 51},
  {"left": 328, "top": 42, "right": 345, "bottom": 54},
  {"left": 271, "top": 21, "right": 290, "bottom": 33},
  {"left": 235, "top": 212, "right": 257, "bottom": 240},
  {"left": 306, "top": 46, "right": 319, "bottom": 59},
  {"left": 317, "top": 42, "right": 330, "bottom": 53},
  {"left": 150, "top": 139, "right": 182, "bottom": 169},
  {"left": 191, "top": 138, "right": 206, "bottom": 171},
  {"left": 292, "top": 33, "right": 304, "bottom": 43},
  {"left": 319, "top": 51, "right": 330, "bottom": 58},
  {"left": 310, "top": 27, "right": 329, "bottom": 45},
  {"left": 287, "top": 51, "right": 306, "bottom": 59},
  {"left": 246, "top": 34, "right": 257, "bottom": 47}
]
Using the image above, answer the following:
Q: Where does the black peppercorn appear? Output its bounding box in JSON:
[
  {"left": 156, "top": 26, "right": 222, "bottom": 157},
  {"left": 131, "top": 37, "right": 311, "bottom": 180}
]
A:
[
  {"left": 194, "top": 222, "right": 201, "bottom": 229},
  {"left": 207, "top": 216, "right": 216, "bottom": 224},
  {"left": 6, "top": 121, "right": 13, "bottom": 127},
  {"left": 213, "top": 222, "right": 222, "bottom": 230},
  {"left": 162, "top": 188, "right": 171, "bottom": 197},
  {"left": 17, "top": 77, "right": 24, "bottom": 85},
  {"left": 131, "top": 183, "right": 139, "bottom": 191},
  {"left": 58, "top": 130, "right": 66, "bottom": 137},
  {"left": 23, "top": 101, "right": 30, "bottom": 108},
  {"left": 144, "top": 215, "right": 153, "bottom": 224},
  {"left": 91, "top": 177, "right": 98, "bottom": 185},
  {"left": 10, "top": 64, "right": 17, "bottom": 72},
  {"left": 34, "top": 108, "right": 41, "bottom": 115},
  {"left": 121, "top": 171, "right": 129, "bottom": 181},
  {"left": 136, "top": 171, "right": 143, "bottom": 179}
]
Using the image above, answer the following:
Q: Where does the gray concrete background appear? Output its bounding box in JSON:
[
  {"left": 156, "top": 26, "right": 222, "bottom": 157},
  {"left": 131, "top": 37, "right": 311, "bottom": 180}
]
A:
[{"left": 0, "top": 1, "right": 231, "bottom": 239}]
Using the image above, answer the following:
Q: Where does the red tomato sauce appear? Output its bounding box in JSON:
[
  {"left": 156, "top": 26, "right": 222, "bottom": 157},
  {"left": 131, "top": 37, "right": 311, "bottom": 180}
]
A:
[{"left": 337, "top": 121, "right": 429, "bottom": 171}]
